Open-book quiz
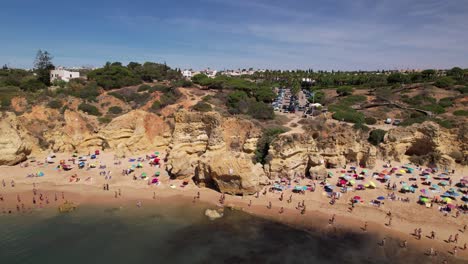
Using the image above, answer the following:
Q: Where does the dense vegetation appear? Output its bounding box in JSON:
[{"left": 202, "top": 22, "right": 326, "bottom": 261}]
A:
[
  {"left": 192, "top": 74, "right": 275, "bottom": 120},
  {"left": 251, "top": 67, "right": 468, "bottom": 89},
  {"left": 86, "top": 62, "right": 182, "bottom": 90}
]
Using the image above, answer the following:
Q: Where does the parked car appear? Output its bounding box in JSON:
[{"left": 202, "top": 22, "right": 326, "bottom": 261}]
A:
[
  {"left": 393, "top": 120, "right": 401, "bottom": 126},
  {"left": 384, "top": 118, "right": 392, "bottom": 124}
]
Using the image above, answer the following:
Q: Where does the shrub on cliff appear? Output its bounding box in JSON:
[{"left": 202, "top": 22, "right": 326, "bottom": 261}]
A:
[
  {"left": 255, "top": 127, "right": 287, "bottom": 164},
  {"left": 78, "top": 103, "right": 101, "bottom": 116},
  {"left": 365, "top": 117, "right": 377, "bottom": 125},
  {"left": 108, "top": 106, "right": 123, "bottom": 115},
  {"left": 137, "top": 84, "right": 151, "bottom": 92},
  {"left": 453, "top": 110, "right": 468, "bottom": 116},
  {"left": 248, "top": 101, "right": 274, "bottom": 120},
  {"left": 368, "top": 129, "right": 386, "bottom": 146},
  {"left": 192, "top": 101, "right": 212, "bottom": 112},
  {"left": 47, "top": 99, "right": 62, "bottom": 109}
]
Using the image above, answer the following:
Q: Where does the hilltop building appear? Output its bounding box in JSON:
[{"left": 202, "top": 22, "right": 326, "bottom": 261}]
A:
[{"left": 50, "top": 67, "right": 80, "bottom": 82}]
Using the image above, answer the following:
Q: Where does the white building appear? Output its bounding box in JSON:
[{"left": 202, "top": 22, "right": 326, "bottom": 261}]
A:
[
  {"left": 50, "top": 67, "right": 80, "bottom": 82},
  {"left": 182, "top": 69, "right": 193, "bottom": 79}
]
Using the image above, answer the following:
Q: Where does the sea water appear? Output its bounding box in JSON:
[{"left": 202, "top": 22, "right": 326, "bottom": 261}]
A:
[{"left": 0, "top": 203, "right": 462, "bottom": 264}]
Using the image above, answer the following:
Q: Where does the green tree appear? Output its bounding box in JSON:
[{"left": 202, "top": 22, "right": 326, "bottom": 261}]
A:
[
  {"left": 421, "top": 69, "right": 436, "bottom": 80},
  {"left": 387, "top": 73, "right": 409, "bottom": 84},
  {"left": 447, "top": 67, "right": 464, "bottom": 80},
  {"left": 34, "top": 50, "right": 55, "bottom": 86}
]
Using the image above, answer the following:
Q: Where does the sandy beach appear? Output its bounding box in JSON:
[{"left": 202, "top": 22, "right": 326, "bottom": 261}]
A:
[{"left": 0, "top": 151, "right": 467, "bottom": 262}]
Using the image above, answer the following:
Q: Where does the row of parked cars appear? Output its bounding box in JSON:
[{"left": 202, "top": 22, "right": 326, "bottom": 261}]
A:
[
  {"left": 272, "top": 88, "right": 306, "bottom": 113},
  {"left": 385, "top": 118, "right": 401, "bottom": 125}
]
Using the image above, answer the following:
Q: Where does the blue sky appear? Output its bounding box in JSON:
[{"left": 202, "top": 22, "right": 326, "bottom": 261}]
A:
[{"left": 1, "top": 0, "right": 467, "bottom": 70}]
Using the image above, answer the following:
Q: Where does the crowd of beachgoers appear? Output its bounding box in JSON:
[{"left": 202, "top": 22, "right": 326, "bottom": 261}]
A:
[{"left": 0, "top": 150, "right": 467, "bottom": 262}]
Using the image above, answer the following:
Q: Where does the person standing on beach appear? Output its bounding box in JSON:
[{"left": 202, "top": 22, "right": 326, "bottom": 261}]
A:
[
  {"left": 329, "top": 214, "right": 335, "bottom": 225},
  {"left": 267, "top": 201, "right": 272, "bottom": 209},
  {"left": 448, "top": 235, "right": 452, "bottom": 243},
  {"left": 301, "top": 205, "right": 306, "bottom": 215},
  {"left": 17, "top": 194, "right": 21, "bottom": 203},
  {"left": 118, "top": 189, "right": 121, "bottom": 197},
  {"left": 279, "top": 193, "right": 283, "bottom": 201},
  {"left": 463, "top": 225, "right": 467, "bottom": 233},
  {"left": 363, "top": 222, "right": 368, "bottom": 232},
  {"left": 380, "top": 238, "right": 386, "bottom": 247},
  {"left": 197, "top": 192, "right": 200, "bottom": 199},
  {"left": 430, "top": 231, "right": 435, "bottom": 239},
  {"left": 248, "top": 200, "right": 252, "bottom": 207},
  {"left": 279, "top": 207, "right": 284, "bottom": 214},
  {"left": 2, "top": 179, "right": 5, "bottom": 187},
  {"left": 453, "top": 234, "right": 458, "bottom": 244}
]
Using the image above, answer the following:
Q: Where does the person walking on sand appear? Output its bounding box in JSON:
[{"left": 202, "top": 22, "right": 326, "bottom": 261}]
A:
[
  {"left": 248, "top": 200, "right": 252, "bottom": 207},
  {"left": 114, "top": 191, "right": 118, "bottom": 198},
  {"left": 17, "top": 194, "right": 21, "bottom": 203},
  {"left": 329, "top": 214, "right": 335, "bottom": 225},
  {"left": 267, "top": 201, "right": 272, "bottom": 209},
  {"left": 430, "top": 231, "right": 435, "bottom": 239},
  {"left": 401, "top": 240, "right": 407, "bottom": 248},
  {"left": 453, "top": 234, "right": 458, "bottom": 244},
  {"left": 463, "top": 224, "right": 467, "bottom": 233},
  {"left": 380, "top": 238, "right": 386, "bottom": 247},
  {"left": 363, "top": 222, "right": 368, "bottom": 232},
  {"left": 279, "top": 207, "right": 284, "bottom": 214},
  {"left": 197, "top": 192, "right": 200, "bottom": 199},
  {"left": 279, "top": 193, "right": 283, "bottom": 201},
  {"left": 301, "top": 206, "right": 306, "bottom": 215},
  {"left": 118, "top": 189, "right": 121, "bottom": 197}
]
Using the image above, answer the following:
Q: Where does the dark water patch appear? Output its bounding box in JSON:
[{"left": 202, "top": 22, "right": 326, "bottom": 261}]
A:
[{"left": 0, "top": 205, "right": 463, "bottom": 264}]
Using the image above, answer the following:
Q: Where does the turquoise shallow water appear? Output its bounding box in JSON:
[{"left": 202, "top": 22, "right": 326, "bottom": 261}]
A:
[{"left": 0, "top": 203, "right": 462, "bottom": 264}]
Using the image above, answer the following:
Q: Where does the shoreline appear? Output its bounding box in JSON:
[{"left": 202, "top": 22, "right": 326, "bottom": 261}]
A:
[
  {"left": 0, "top": 151, "right": 467, "bottom": 262},
  {"left": 1, "top": 182, "right": 467, "bottom": 262}
]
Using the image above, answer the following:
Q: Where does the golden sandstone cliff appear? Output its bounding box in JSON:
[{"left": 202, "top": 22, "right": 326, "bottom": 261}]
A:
[{"left": 0, "top": 109, "right": 466, "bottom": 193}]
